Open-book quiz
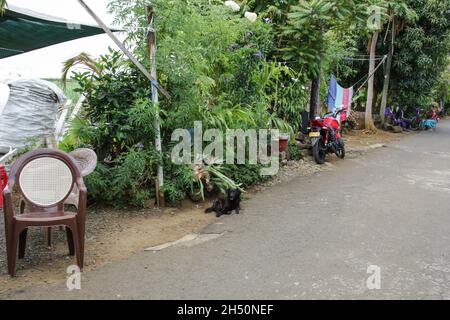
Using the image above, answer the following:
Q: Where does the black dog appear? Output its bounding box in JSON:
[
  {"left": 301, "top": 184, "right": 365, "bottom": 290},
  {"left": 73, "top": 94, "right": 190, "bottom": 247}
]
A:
[{"left": 205, "top": 189, "right": 242, "bottom": 218}]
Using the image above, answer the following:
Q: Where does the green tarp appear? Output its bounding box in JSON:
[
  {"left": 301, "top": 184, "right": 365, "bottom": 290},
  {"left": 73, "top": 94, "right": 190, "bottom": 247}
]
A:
[{"left": 0, "top": 5, "right": 108, "bottom": 59}]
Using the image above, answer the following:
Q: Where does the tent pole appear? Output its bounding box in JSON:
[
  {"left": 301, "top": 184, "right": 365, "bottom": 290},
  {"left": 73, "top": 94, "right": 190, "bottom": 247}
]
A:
[
  {"left": 76, "top": 0, "right": 171, "bottom": 100},
  {"left": 147, "top": 5, "right": 165, "bottom": 208}
]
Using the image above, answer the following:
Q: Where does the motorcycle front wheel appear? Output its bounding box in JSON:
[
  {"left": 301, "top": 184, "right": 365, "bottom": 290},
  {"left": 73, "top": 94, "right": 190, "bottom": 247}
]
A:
[{"left": 312, "top": 138, "right": 327, "bottom": 164}]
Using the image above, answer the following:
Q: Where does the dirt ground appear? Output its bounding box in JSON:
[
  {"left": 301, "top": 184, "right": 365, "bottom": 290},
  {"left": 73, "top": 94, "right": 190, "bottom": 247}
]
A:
[
  {"left": 344, "top": 128, "right": 412, "bottom": 150},
  {"left": 0, "top": 203, "right": 216, "bottom": 294},
  {"left": 0, "top": 128, "right": 407, "bottom": 294}
]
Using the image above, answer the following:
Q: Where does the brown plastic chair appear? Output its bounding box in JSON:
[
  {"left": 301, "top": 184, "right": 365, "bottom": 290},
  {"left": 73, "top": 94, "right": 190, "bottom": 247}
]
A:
[
  {"left": 2, "top": 148, "right": 87, "bottom": 277},
  {"left": 44, "top": 148, "right": 97, "bottom": 247}
]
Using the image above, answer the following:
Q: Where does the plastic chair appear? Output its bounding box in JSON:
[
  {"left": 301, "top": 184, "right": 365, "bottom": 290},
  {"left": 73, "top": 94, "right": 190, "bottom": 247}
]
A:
[
  {"left": 45, "top": 148, "right": 97, "bottom": 247},
  {"left": 2, "top": 148, "right": 87, "bottom": 277}
]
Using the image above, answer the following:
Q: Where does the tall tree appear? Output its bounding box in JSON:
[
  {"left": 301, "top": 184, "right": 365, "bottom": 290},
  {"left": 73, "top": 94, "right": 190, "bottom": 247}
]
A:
[
  {"left": 365, "top": 31, "right": 380, "bottom": 130},
  {"left": 379, "top": 1, "right": 416, "bottom": 126},
  {"left": 362, "top": 1, "right": 389, "bottom": 130},
  {"left": 337, "top": 0, "right": 445, "bottom": 115},
  {"left": 389, "top": 0, "right": 450, "bottom": 107},
  {"left": 282, "top": 0, "right": 364, "bottom": 117}
]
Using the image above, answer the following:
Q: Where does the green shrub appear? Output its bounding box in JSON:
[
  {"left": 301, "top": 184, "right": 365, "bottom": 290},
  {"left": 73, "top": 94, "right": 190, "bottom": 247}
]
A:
[
  {"left": 288, "top": 144, "right": 302, "bottom": 161},
  {"left": 62, "top": 0, "right": 310, "bottom": 207},
  {"left": 85, "top": 148, "right": 160, "bottom": 208}
]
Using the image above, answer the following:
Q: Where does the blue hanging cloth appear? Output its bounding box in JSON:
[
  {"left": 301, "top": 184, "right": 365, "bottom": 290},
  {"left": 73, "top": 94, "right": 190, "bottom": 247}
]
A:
[{"left": 327, "top": 75, "right": 337, "bottom": 111}]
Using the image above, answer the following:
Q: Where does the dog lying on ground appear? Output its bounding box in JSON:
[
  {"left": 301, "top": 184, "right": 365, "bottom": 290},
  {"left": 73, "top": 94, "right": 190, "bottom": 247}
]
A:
[{"left": 205, "top": 188, "right": 242, "bottom": 218}]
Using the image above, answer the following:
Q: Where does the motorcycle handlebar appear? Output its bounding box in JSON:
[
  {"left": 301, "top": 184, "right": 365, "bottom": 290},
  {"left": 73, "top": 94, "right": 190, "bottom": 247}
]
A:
[{"left": 324, "top": 107, "right": 346, "bottom": 118}]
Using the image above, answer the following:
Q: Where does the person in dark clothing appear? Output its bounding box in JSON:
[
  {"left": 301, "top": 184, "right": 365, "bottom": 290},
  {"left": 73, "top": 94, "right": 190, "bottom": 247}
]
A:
[{"left": 395, "top": 106, "right": 412, "bottom": 129}]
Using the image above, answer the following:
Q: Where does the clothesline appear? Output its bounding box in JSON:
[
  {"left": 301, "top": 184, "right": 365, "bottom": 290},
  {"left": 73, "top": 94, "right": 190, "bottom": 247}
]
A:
[
  {"left": 333, "top": 55, "right": 387, "bottom": 97},
  {"left": 328, "top": 55, "right": 388, "bottom": 118},
  {"left": 341, "top": 57, "right": 385, "bottom": 62},
  {"left": 353, "top": 55, "right": 387, "bottom": 95}
]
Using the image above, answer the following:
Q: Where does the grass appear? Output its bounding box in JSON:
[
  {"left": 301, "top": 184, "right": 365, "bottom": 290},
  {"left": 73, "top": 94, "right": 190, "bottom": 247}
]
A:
[{"left": 45, "top": 79, "right": 81, "bottom": 103}]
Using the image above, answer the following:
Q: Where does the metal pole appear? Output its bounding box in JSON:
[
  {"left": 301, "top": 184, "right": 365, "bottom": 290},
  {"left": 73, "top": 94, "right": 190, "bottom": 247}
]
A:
[{"left": 147, "top": 6, "right": 165, "bottom": 207}]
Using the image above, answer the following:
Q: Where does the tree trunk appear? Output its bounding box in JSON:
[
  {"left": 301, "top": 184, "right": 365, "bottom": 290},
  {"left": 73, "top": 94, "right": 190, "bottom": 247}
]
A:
[
  {"left": 309, "top": 26, "right": 325, "bottom": 119},
  {"left": 365, "top": 32, "right": 379, "bottom": 131},
  {"left": 380, "top": 15, "right": 396, "bottom": 126},
  {"left": 309, "top": 76, "right": 321, "bottom": 119}
]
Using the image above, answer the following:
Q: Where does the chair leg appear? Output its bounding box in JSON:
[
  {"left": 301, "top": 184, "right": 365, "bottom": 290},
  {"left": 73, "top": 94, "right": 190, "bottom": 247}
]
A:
[
  {"left": 5, "top": 227, "right": 12, "bottom": 276},
  {"left": 66, "top": 227, "right": 75, "bottom": 256},
  {"left": 18, "top": 228, "right": 28, "bottom": 259},
  {"left": 78, "top": 222, "right": 85, "bottom": 269},
  {"left": 47, "top": 227, "right": 52, "bottom": 247},
  {"left": 77, "top": 220, "right": 85, "bottom": 266},
  {"left": 8, "top": 226, "right": 21, "bottom": 277},
  {"left": 68, "top": 222, "right": 83, "bottom": 270}
]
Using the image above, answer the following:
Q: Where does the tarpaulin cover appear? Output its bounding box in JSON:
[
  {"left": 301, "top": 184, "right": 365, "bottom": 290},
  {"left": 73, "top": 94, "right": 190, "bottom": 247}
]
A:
[
  {"left": 0, "top": 79, "right": 66, "bottom": 153},
  {"left": 0, "top": 83, "right": 9, "bottom": 114},
  {"left": 0, "top": 4, "right": 106, "bottom": 59}
]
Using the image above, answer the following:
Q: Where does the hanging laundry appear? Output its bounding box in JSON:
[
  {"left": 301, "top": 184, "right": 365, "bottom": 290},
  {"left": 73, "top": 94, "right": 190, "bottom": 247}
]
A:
[{"left": 327, "top": 75, "right": 353, "bottom": 121}]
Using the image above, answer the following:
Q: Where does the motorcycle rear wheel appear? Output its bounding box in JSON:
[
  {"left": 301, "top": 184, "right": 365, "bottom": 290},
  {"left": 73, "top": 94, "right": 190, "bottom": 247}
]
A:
[{"left": 312, "top": 138, "right": 326, "bottom": 164}]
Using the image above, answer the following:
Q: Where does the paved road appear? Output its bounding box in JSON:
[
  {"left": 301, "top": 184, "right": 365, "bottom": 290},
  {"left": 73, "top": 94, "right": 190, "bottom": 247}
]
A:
[{"left": 3, "top": 120, "right": 450, "bottom": 299}]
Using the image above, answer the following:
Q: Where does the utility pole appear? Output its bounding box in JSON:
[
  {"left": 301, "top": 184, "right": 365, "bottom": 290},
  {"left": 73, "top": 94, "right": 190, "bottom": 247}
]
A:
[{"left": 147, "top": 5, "right": 165, "bottom": 207}]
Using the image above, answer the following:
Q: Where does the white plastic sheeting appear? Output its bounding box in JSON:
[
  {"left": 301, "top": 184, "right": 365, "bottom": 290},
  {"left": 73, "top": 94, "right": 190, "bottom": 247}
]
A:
[
  {"left": 0, "top": 79, "right": 66, "bottom": 153},
  {"left": 0, "top": 83, "right": 9, "bottom": 115}
]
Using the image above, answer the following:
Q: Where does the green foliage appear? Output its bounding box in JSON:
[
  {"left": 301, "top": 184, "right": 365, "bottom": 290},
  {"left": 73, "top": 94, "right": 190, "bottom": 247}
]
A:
[
  {"left": 207, "top": 165, "right": 244, "bottom": 194},
  {"left": 434, "top": 61, "right": 450, "bottom": 107},
  {"left": 282, "top": 0, "right": 364, "bottom": 79},
  {"left": 85, "top": 148, "right": 160, "bottom": 208},
  {"left": 46, "top": 79, "right": 81, "bottom": 102},
  {"left": 109, "top": 0, "right": 304, "bottom": 133},
  {"left": 62, "top": 49, "right": 164, "bottom": 207},
  {"left": 162, "top": 163, "right": 196, "bottom": 204},
  {"left": 335, "top": 0, "right": 448, "bottom": 110},
  {"left": 0, "top": 0, "right": 6, "bottom": 14},
  {"left": 221, "top": 163, "right": 269, "bottom": 188},
  {"left": 70, "top": 50, "right": 156, "bottom": 161},
  {"left": 389, "top": 0, "right": 450, "bottom": 106},
  {"left": 288, "top": 144, "right": 302, "bottom": 161},
  {"left": 62, "top": 0, "right": 304, "bottom": 207},
  {"left": 62, "top": 0, "right": 449, "bottom": 209}
]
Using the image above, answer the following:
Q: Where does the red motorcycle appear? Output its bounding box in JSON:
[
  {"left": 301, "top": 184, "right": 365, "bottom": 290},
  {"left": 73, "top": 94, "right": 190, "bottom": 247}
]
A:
[{"left": 309, "top": 106, "right": 346, "bottom": 164}]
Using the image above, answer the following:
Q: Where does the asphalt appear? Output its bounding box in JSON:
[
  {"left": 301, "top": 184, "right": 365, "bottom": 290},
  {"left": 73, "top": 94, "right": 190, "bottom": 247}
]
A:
[{"left": 2, "top": 120, "right": 450, "bottom": 300}]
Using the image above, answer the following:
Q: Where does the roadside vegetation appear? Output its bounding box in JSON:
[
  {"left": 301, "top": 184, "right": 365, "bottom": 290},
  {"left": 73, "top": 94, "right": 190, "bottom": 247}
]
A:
[{"left": 6, "top": 0, "right": 446, "bottom": 208}]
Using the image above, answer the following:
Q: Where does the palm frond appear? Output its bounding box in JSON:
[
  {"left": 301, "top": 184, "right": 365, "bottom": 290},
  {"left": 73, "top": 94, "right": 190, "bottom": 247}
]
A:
[
  {"left": 61, "top": 52, "right": 103, "bottom": 88},
  {"left": 0, "top": 0, "right": 7, "bottom": 15}
]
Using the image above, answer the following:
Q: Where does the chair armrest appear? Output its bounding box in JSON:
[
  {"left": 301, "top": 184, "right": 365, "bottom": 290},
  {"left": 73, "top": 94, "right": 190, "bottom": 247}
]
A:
[
  {"left": 75, "top": 177, "right": 87, "bottom": 218},
  {"left": 75, "top": 177, "right": 86, "bottom": 191},
  {"left": 3, "top": 185, "right": 14, "bottom": 218}
]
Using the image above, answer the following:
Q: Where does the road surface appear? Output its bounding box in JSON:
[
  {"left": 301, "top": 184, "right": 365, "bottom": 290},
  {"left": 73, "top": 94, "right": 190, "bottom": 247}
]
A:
[{"left": 2, "top": 120, "right": 450, "bottom": 299}]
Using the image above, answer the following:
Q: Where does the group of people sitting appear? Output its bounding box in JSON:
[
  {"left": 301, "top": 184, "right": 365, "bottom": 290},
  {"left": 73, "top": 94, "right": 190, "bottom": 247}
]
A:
[{"left": 390, "top": 105, "right": 444, "bottom": 131}]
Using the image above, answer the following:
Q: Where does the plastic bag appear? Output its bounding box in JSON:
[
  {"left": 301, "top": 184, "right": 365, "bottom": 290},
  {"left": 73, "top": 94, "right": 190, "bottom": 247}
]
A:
[{"left": 0, "top": 79, "right": 66, "bottom": 153}]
